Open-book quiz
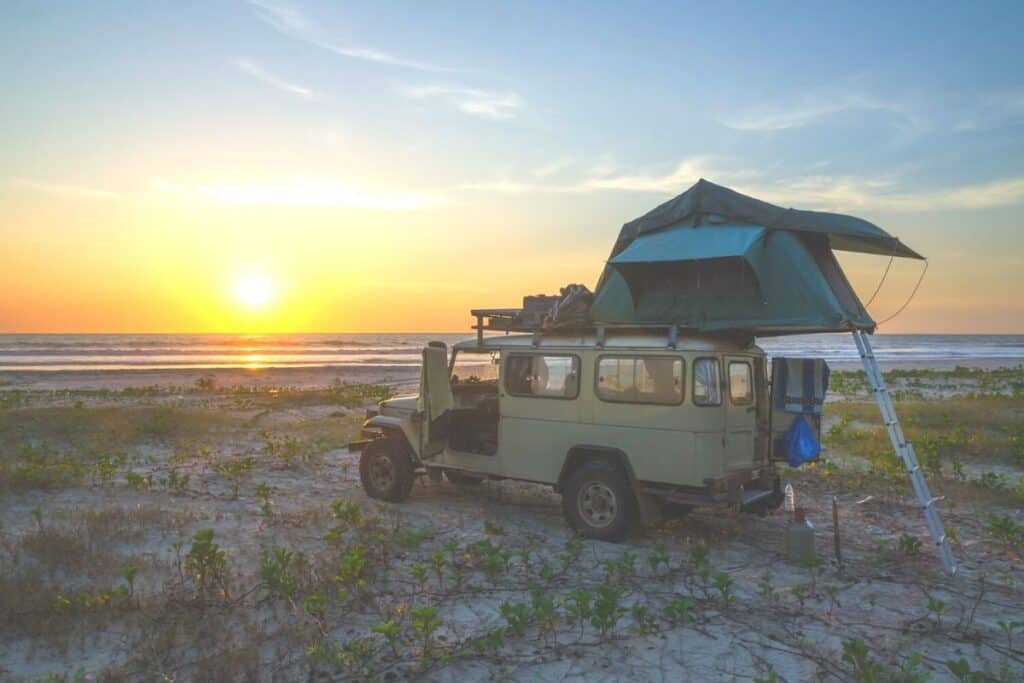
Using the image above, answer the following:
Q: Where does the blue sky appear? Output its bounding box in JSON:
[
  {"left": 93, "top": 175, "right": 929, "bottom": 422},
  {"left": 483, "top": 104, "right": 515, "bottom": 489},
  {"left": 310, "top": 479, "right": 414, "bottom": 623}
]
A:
[{"left": 1, "top": 1, "right": 1023, "bottom": 332}]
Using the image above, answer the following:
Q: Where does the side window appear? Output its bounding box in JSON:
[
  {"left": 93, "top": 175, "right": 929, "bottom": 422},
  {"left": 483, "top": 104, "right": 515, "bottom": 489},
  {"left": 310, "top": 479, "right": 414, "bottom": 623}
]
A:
[
  {"left": 596, "top": 356, "right": 683, "bottom": 405},
  {"left": 729, "top": 361, "right": 754, "bottom": 405},
  {"left": 505, "top": 354, "right": 580, "bottom": 399},
  {"left": 693, "top": 358, "right": 722, "bottom": 406}
]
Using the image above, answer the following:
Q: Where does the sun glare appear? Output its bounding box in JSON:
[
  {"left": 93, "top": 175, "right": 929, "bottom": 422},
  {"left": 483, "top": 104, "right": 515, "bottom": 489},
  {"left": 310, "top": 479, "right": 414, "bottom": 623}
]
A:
[{"left": 235, "top": 274, "right": 275, "bottom": 308}]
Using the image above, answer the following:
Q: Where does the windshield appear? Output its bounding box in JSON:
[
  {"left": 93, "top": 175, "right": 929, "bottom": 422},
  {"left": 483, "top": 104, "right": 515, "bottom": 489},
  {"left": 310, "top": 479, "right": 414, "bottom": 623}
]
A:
[{"left": 450, "top": 349, "right": 500, "bottom": 384}]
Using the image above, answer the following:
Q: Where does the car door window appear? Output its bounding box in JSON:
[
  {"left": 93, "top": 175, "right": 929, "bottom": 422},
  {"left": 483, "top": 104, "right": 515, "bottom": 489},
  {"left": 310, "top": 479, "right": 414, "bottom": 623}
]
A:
[
  {"left": 505, "top": 354, "right": 580, "bottom": 399},
  {"left": 693, "top": 358, "right": 722, "bottom": 406},
  {"left": 729, "top": 361, "right": 754, "bottom": 405},
  {"left": 596, "top": 356, "right": 683, "bottom": 404}
]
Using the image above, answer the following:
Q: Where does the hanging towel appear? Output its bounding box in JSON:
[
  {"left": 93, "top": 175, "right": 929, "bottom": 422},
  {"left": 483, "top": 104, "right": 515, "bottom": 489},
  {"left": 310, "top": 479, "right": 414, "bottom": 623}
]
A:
[{"left": 773, "top": 357, "right": 830, "bottom": 415}]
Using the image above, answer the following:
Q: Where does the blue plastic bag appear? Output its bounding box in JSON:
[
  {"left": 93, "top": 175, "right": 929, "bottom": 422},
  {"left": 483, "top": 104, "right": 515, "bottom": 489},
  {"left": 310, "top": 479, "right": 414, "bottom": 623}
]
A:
[{"left": 784, "top": 415, "right": 820, "bottom": 467}]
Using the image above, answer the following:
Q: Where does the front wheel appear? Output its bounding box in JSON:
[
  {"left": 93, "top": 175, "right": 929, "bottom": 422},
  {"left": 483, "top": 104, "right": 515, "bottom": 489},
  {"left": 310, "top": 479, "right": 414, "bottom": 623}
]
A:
[
  {"left": 359, "top": 438, "right": 414, "bottom": 502},
  {"left": 561, "top": 461, "right": 636, "bottom": 542}
]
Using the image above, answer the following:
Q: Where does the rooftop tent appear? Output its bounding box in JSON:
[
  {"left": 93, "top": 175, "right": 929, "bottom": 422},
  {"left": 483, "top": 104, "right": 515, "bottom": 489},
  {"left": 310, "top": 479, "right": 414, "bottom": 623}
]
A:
[{"left": 590, "top": 179, "right": 921, "bottom": 335}]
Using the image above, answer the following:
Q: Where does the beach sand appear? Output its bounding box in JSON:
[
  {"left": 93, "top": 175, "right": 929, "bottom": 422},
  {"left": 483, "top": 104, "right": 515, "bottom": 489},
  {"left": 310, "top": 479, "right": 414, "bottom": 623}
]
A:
[{"left": 1, "top": 361, "right": 1022, "bottom": 681}]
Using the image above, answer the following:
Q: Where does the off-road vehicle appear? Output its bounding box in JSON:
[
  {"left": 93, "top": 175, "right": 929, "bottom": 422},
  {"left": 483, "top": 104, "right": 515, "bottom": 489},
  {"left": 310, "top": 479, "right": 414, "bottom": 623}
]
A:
[{"left": 351, "top": 313, "right": 819, "bottom": 541}]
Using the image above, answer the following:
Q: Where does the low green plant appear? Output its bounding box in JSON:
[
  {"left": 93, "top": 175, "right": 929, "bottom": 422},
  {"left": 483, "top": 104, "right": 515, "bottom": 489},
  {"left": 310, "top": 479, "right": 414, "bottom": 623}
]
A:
[
  {"left": 483, "top": 519, "right": 505, "bottom": 535},
  {"left": 564, "top": 589, "right": 592, "bottom": 636},
  {"left": 427, "top": 549, "right": 446, "bottom": 589},
  {"left": 531, "top": 591, "right": 559, "bottom": 643},
  {"left": 300, "top": 593, "right": 325, "bottom": 621},
  {"left": 791, "top": 584, "right": 809, "bottom": 608},
  {"left": 975, "top": 471, "right": 1008, "bottom": 491},
  {"left": 214, "top": 457, "right": 253, "bottom": 498},
  {"left": 398, "top": 528, "right": 431, "bottom": 549},
  {"left": 120, "top": 564, "right": 139, "bottom": 600},
  {"left": 184, "top": 528, "right": 228, "bottom": 598},
  {"left": 603, "top": 550, "right": 637, "bottom": 583},
  {"left": 648, "top": 539, "right": 670, "bottom": 574},
  {"left": 559, "top": 533, "right": 585, "bottom": 570},
  {"left": 337, "top": 544, "right": 367, "bottom": 586},
  {"left": 662, "top": 596, "right": 694, "bottom": 625},
  {"left": 590, "top": 586, "right": 626, "bottom": 637},
  {"left": 371, "top": 619, "right": 401, "bottom": 656},
  {"left": 758, "top": 572, "right": 780, "bottom": 602},
  {"left": 166, "top": 467, "right": 190, "bottom": 493},
  {"left": 712, "top": 571, "right": 736, "bottom": 607},
  {"left": 254, "top": 482, "right": 272, "bottom": 516},
  {"left": 996, "top": 619, "right": 1023, "bottom": 649},
  {"left": 260, "top": 548, "right": 301, "bottom": 600},
  {"left": 630, "top": 603, "right": 658, "bottom": 635},
  {"left": 926, "top": 596, "right": 947, "bottom": 628},
  {"left": 500, "top": 600, "right": 532, "bottom": 636},
  {"left": 410, "top": 562, "right": 428, "bottom": 590},
  {"left": 985, "top": 513, "right": 1024, "bottom": 547},
  {"left": 945, "top": 658, "right": 985, "bottom": 683},
  {"left": 410, "top": 605, "right": 441, "bottom": 652},
  {"left": 841, "top": 638, "right": 928, "bottom": 683},
  {"left": 898, "top": 533, "right": 922, "bottom": 556}
]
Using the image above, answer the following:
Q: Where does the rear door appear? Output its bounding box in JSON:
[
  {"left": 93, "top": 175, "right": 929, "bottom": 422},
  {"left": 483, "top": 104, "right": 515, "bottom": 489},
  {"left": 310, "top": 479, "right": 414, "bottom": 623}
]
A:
[
  {"left": 419, "top": 345, "right": 454, "bottom": 459},
  {"left": 724, "top": 355, "right": 757, "bottom": 470}
]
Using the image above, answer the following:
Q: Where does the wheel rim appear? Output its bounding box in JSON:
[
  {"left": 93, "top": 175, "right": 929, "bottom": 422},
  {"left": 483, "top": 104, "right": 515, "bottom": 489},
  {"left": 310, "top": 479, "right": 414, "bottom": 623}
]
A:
[
  {"left": 578, "top": 481, "right": 617, "bottom": 528},
  {"left": 369, "top": 453, "right": 395, "bottom": 491}
]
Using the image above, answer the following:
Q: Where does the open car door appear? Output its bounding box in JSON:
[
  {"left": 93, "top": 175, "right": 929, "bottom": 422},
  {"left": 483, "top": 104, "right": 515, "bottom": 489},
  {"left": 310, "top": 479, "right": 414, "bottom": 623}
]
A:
[
  {"left": 419, "top": 344, "right": 455, "bottom": 459},
  {"left": 769, "top": 357, "right": 828, "bottom": 462}
]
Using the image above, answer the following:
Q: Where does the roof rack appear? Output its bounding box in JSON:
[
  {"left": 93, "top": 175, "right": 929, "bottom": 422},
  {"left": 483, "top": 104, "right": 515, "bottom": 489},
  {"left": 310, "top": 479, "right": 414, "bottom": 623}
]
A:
[{"left": 470, "top": 308, "right": 685, "bottom": 349}]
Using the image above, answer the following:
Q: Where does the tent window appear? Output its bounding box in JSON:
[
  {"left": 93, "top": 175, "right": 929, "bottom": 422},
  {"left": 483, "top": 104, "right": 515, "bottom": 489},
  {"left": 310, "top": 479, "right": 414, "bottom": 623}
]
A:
[
  {"left": 596, "top": 356, "right": 684, "bottom": 405},
  {"left": 693, "top": 358, "right": 721, "bottom": 406},
  {"left": 728, "top": 362, "right": 754, "bottom": 405},
  {"left": 505, "top": 354, "right": 580, "bottom": 399}
]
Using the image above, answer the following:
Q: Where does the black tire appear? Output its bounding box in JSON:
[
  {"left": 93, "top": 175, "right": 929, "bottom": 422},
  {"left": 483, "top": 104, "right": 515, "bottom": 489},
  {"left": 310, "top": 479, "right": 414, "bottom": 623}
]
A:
[
  {"left": 359, "top": 438, "right": 414, "bottom": 502},
  {"left": 561, "top": 460, "right": 636, "bottom": 542},
  {"left": 445, "top": 469, "right": 484, "bottom": 486}
]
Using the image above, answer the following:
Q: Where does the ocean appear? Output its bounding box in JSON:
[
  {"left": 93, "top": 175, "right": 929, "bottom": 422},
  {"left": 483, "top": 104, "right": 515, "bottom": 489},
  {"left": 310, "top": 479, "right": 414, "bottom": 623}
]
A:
[{"left": 0, "top": 333, "right": 1023, "bottom": 373}]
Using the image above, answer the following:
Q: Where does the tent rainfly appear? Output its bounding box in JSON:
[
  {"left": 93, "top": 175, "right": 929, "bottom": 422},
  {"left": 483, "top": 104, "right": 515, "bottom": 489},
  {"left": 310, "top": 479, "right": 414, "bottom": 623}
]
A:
[{"left": 589, "top": 179, "right": 923, "bottom": 335}]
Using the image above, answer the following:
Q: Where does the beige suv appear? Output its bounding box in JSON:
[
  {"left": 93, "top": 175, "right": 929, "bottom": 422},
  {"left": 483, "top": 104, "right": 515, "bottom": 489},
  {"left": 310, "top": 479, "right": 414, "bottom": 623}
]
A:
[{"left": 351, "top": 328, "right": 811, "bottom": 541}]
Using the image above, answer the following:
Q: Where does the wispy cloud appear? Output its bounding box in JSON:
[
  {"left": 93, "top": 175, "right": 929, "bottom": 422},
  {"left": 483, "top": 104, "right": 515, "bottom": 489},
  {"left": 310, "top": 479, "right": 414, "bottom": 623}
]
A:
[
  {"left": 403, "top": 84, "right": 523, "bottom": 120},
  {"left": 456, "top": 156, "right": 1024, "bottom": 212},
  {"left": 193, "top": 178, "right": 442, "bottom": 209},
  {"left": 458, "top": 157, "right": 727, "bottom": 194},
  {"left": 12, "top": 178, "right": 120, "bottom": 201},
  {"left": 722, "top": 93, "right": 921, "bottom": 132},
  {"left": 247, "top": 0, "right": 447, "bottom": 72},
  {"left": 232, "top": 58, "right": 315, "bottom": 99},
  {"left": 533, "top": 158, "right": 574, "bottom": 178}
]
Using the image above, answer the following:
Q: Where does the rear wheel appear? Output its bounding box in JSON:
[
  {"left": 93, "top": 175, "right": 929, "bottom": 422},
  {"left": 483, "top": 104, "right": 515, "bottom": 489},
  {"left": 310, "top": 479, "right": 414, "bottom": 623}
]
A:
[
  {"left": 359, "top": 438, "right": 414, "bottom": 502},
  {"left": 445, "top": 469, "right": 484, "bottom": 486},
  {"left": 562, "top": 461, "right": 636, "bottom": 542}
]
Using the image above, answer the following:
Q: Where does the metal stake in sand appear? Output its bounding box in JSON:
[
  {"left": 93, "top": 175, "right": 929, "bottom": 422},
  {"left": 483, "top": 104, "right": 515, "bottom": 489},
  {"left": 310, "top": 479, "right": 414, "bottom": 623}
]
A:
[{"left": 832, "top": 496, "right": 842, "bottom": 569}]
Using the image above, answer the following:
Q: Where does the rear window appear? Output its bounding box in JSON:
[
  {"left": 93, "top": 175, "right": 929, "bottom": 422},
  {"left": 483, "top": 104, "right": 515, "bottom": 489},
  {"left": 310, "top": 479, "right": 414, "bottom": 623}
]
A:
[
  {"left": 596, "top": 356, "right": 683, "bottom": 405},
  {"left": 505, "top": 354, "right": 580, "bottom": 399},
  {"left": 729, "top": 361, "right": 753, "bottom": 405},
  {"left": 693, "top": 358, "right": 722, "bottom": 406}
]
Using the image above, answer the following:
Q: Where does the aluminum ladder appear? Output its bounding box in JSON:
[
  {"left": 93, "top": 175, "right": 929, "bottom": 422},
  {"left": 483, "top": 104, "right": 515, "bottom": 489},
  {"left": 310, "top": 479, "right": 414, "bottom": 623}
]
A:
[{"left": 852, "top": 330, "right": 957, "bottom": 576}]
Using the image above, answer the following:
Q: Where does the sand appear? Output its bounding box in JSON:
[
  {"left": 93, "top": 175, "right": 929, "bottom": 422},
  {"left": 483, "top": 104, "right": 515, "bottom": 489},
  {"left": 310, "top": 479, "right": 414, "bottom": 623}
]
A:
[{"left": 1, "top": 363, "right": 1022, "bottom": 681}]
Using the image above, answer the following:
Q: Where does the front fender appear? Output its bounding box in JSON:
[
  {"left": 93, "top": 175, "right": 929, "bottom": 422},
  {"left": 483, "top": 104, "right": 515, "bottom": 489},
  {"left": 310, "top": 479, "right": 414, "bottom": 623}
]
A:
[{"left": 364, "top": 415, "right": 421, "bottom": 459}]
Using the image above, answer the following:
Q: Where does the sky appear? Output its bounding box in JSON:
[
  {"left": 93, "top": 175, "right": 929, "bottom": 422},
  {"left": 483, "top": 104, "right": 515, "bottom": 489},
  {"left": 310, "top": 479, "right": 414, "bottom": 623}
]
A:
[{"left": 1, "top": 0, "right": 1022, "bottom": 334}]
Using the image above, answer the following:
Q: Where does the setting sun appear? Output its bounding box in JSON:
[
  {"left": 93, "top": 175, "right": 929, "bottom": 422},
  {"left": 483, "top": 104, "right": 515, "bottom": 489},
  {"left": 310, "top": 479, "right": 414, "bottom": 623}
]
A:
[{"left": 235, "top": 273, "right": 275, "bottom": 308}]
